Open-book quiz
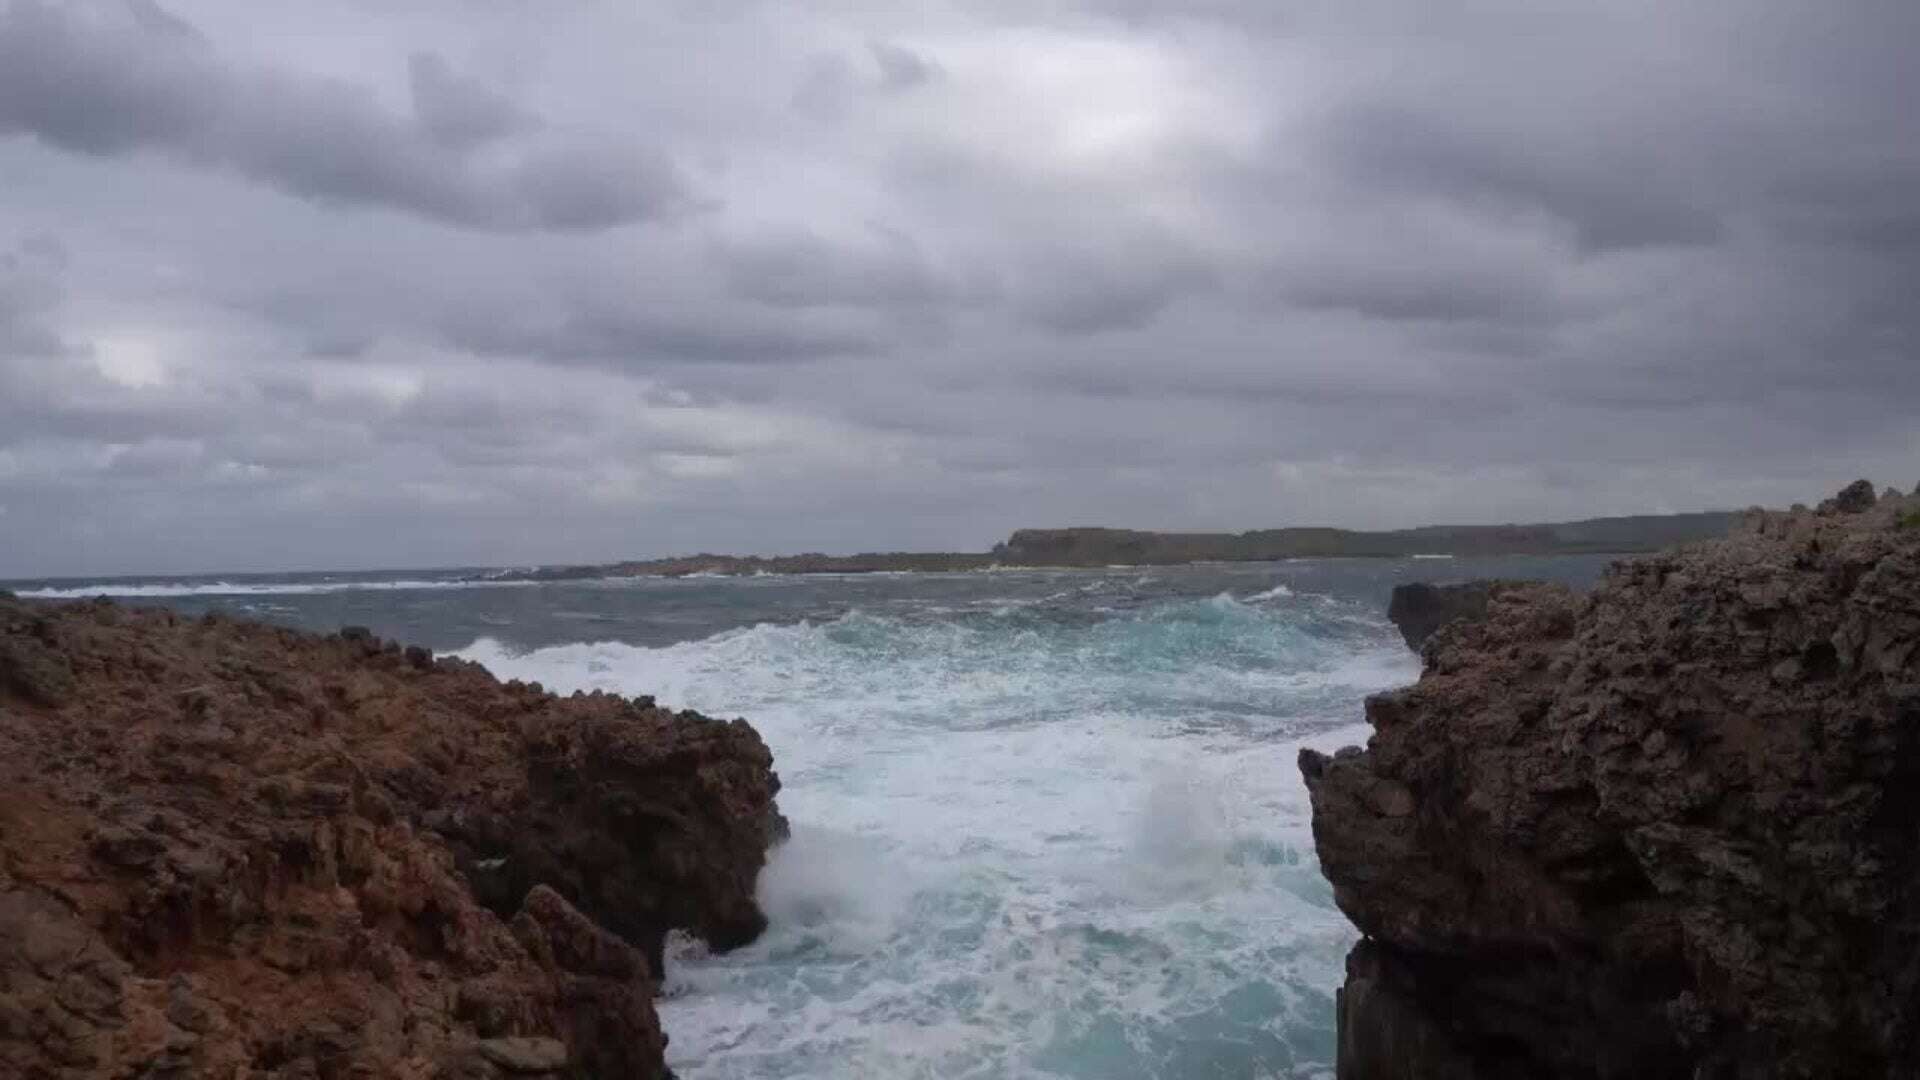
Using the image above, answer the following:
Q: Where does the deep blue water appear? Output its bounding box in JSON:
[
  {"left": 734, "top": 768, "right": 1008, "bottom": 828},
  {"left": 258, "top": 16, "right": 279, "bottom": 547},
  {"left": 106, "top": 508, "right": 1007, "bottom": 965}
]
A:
[{"left": 6, "top": 555, "right": 1617, "bottom": 1079}]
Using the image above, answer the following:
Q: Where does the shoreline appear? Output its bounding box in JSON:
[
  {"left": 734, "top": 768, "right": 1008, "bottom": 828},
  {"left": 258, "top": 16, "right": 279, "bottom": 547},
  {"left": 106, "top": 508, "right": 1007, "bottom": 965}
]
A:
[
  {"left": 2, "top": 510, "right": 1741, "bottom": 588},
  {"left": 479, "top": 543, "right": 1716, "bottom": 583}
]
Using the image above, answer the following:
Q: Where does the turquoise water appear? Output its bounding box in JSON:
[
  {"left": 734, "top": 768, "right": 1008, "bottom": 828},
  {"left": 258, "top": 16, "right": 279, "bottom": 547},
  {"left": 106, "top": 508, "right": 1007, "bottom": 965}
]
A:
[{"left": 7, "top": 555, "right": 1615, "bottom": 1078}]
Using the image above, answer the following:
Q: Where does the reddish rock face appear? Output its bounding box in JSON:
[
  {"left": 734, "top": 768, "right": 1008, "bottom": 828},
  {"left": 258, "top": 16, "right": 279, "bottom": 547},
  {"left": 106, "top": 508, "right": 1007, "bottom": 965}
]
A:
[
  {"left": 0, "top": 598, "right": 784, "bottom": 1079},
  {"left": 1303, "top": 486, "right": 1920, "bottom": 1079}
]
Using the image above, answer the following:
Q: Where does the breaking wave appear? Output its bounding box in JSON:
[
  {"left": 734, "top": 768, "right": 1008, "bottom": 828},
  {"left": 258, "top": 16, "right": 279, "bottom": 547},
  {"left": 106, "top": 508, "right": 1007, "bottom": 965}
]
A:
[{"left": 455, "top": 591, "right": 1413, "bottom": 1079}]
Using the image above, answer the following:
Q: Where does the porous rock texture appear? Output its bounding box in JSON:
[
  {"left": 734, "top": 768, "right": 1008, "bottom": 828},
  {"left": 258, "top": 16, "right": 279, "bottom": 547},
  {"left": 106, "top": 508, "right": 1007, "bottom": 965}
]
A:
[
  {"left": 0, "top": 597, "right": 785, "bottom": 1079},
  {"left": 1302, "top": 483, "right": 1920, "bottom": 1079}
]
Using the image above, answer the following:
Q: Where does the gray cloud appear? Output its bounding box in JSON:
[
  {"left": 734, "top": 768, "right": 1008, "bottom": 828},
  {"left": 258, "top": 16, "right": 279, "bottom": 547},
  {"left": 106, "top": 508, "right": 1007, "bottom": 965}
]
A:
[
  {"left": 0, "top": 0, "right": 690, "bottom": 232},
  {"left": 407, "top": 51, "right": 529, "bottom": 149},
  {"left": 439, "top": 296, "right": 879, "bottom": 367},
  {"left": 1320, "top": 103, "right": 1725, "bottom": 252},
  {"left": 869, "top": 40, "right": 938, "bottom": 92},
  {"left": 0, "top": 237, "right": 72, "bottom": 357},
  {"left": 0, "top": 0, "right": 1916, "bottom": 575},
  {"left": 719, "top": 228, "right": 953, "bottom": 309},
  {"left": 1013, "top": 238, "right": 1217, "bottom": 335}
]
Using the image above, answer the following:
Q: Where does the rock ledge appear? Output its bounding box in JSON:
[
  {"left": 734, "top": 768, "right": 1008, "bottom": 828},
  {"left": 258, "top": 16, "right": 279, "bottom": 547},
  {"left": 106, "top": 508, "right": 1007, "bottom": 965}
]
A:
[
  {"left": 0, "top": 598, "right": 785, "bottom": 1079},
  {"left": 1304, "top": 483, "right": 1920, "bottom": 1078}
]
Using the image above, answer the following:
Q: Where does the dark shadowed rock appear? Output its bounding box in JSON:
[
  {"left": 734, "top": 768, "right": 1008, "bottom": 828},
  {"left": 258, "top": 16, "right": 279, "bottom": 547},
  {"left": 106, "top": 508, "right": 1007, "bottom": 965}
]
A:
[
  {"left": 1304, "top": 486, "right": 1920, "bottom": 1078},
  {"left": 479, "top": 1037, "right": 570, "bottom": 1074},
  {"left": 1384, "top": 580, "right": 1531, "bottom": 652},
  {"left": 0, "top": 593, "right": 783, "bottom": 1079},
  {"left": 0, "top": 606, "right": 76, "bottom": 706},
  {"left": 1817, "top": 477, "right": 1878, "bottom": 514},
  {"left": 1335, "top": 941, "right": 1480, "bottom": 1080}
]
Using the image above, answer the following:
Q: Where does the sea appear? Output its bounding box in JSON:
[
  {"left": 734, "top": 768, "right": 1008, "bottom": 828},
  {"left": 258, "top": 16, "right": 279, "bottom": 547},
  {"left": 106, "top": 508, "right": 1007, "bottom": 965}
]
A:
[{"left": 6, "top": 554, "right": 1617, "bottom": 1079}]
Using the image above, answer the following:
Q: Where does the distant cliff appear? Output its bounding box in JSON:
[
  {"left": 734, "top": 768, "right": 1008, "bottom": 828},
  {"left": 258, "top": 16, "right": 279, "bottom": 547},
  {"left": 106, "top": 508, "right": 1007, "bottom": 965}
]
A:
[
  {"left": 1301, "top": 483, "right": 1920, "bottom": 1078},
  {"left": 0, "top": 598, "right": 785, "bottom": 1078},
  {"left": 994, "top": 512, "right": 1738, "bottom": 566},
  {"left": 508, "top": 510, "right": 1740, "bottom": 580}
]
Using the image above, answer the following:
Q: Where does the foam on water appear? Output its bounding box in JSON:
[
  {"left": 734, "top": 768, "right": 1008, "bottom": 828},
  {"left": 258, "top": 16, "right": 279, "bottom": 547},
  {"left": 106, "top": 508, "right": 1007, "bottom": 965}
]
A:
[{"left": 456, "top": 590, "right": 1413, "bottom": 1079}]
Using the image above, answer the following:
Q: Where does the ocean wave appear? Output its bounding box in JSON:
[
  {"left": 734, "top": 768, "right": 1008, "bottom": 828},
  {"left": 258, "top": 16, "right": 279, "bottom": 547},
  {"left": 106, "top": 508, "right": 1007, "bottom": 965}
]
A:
[
  {"left": 454, "top": 595, "right": 1407, "bottom": 731},
  {"left": 452, "top": 593, "right": 1412, "bottom": 1079}
]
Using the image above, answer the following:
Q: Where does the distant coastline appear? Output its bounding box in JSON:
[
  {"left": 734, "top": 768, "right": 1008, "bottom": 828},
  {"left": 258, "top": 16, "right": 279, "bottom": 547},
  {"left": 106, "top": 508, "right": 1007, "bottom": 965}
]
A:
[{"left": 496, "top": 510, "right": 1741, "bottom": 581}]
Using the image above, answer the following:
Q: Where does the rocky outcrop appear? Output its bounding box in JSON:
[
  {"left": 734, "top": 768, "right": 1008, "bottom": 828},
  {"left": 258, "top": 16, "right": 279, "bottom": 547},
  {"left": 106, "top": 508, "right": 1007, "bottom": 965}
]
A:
[
  {"left": 1302, "top": 484, "right": 1920, "bottom": 1078},
  {"left": 0, "top": 597, "right": 784, "bottom": 1079},
  {"left": 1384, "top": 580, "right": 1531, "bottom": 652},
  {"left": 1818, "top": 477, "right": 1879, "bottom": 515}
]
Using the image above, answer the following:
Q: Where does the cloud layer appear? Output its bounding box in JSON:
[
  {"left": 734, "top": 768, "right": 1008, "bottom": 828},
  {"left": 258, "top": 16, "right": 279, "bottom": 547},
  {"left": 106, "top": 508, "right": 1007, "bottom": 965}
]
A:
[{"left": 1, "top": 0, "right": 1914, "bottom": 575}]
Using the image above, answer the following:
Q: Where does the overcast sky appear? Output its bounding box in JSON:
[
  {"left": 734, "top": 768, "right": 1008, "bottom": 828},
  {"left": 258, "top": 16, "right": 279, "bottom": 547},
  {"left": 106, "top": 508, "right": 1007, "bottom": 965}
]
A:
[{"left": 2, "top": 0, "right": 1915, "bottom": 576}]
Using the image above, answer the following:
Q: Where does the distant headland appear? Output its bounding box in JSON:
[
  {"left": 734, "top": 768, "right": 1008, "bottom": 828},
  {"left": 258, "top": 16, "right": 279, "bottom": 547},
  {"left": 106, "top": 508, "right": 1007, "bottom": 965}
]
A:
[{"left": 501, "top": 510, "right": 1742, "bottom": 580}]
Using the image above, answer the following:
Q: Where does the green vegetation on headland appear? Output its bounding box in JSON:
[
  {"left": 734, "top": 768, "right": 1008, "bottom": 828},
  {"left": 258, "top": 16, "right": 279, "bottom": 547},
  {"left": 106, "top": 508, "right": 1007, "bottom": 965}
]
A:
[{"left": 507, "top": 510, "right": 1741, "bottom": 580}]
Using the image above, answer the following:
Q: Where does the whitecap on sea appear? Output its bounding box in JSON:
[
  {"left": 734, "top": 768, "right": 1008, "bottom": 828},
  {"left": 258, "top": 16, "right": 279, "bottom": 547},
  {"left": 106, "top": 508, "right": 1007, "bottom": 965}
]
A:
[{"left": 456, "top": 588, "right": 1414, "bottom": 1079}]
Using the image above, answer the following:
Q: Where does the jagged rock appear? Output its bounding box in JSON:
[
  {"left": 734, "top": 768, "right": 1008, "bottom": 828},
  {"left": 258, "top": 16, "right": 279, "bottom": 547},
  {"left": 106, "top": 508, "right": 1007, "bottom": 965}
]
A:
[
  {"left": 1304, "top": 486, "right": 1920, "bottom": 1078},
  {"left": 1384, "top": 580, "right": 1530, "bottom": 652},
  {"left": 0, "top": 609, "right": 75, "bottom": 705},
  {"left": 1816, "top": 477, "right": 1878, "bottom": 514},
  {"left": 0, "top": 594, "right": 784, "bottom": 1079}
]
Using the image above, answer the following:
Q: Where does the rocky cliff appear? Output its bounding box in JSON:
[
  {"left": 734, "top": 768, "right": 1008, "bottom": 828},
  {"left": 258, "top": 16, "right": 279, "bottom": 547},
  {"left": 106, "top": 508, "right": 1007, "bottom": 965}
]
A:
[
  {"left": 1302, "top": 482, "right": 1920, "bottom": 1078},
  {"left": 994, "top": 512, "right": 1738, "bottom": 567},
  {"left": 499, "top": 509, "right": 1740, "bottom": 581},
  {"left": 0, "top": 597, "right": 785, "bottom": 1078}
]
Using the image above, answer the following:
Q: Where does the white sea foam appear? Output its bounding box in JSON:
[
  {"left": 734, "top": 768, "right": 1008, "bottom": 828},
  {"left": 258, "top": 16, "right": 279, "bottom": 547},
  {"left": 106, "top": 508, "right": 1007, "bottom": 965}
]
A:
[{"left": 453, "top": 597, "right": 1413, "bottom": 1079}]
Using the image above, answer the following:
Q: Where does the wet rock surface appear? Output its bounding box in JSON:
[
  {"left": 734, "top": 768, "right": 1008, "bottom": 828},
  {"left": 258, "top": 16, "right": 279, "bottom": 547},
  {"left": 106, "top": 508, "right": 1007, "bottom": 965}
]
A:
[
  {"left": 1304, "top": 484, "right": 1920, "bottom": 1078},
  {"left": 0, "top": 597, "right": 784, "bottom": 1079}
]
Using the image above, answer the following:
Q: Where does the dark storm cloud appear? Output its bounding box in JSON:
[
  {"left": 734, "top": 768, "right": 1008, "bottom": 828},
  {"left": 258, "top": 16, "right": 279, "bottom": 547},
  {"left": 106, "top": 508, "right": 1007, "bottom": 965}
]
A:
[
  {"left": 2, "top": 0, "right": 1917, "bottom": 575},
  {"left": 1319, "top": 103, "right": 1725, "bottom": 252},
  {"left": 0, "top": 0, "right": 690, "bottom": 231},
  {"left": 439, "top": 298, "right": 878, "bottom": 367}
]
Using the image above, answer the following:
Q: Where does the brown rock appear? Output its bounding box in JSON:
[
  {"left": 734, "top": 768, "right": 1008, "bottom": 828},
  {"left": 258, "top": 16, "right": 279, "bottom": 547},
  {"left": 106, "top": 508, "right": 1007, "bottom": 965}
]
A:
[
  {"left": 0, "top": 614, "right": 75, "bottom": 706},
  {"left": 0, "top": 591, "right": 784, "bottom": 1079},
  {"left": 479, "top": 1037, "right": 570, "bottom": 1073},
  {"left": 1305, "top": 485, "right": 1920, "bottom": 1078}
]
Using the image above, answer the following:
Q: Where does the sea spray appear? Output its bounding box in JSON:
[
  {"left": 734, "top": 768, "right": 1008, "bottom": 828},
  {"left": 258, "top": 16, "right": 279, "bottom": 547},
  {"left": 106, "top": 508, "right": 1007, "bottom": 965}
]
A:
[{"left": 458, "top": 589, "right": 1414, "bottom": 1078}]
